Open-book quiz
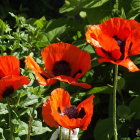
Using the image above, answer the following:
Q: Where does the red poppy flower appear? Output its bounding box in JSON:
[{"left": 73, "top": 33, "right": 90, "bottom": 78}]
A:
[
  {"left": 42, "top": 88, "right": 94, "bottom": 130},
  {"left": 86, "top": 17, "right": 140, "bottom": 72},
  {"left": 0, "top": 76, "right": 29, "bottom": 100},
  {"left": 25, "top": 43, "right": 91, "bottom": 89},
  {"left": 0, "top": 55, "right": 30, "bottom": 99}
]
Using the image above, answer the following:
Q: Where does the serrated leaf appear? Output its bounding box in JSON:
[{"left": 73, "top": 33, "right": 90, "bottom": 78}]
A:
[
  {"left": 31, "top": 120, "right": 51, "bottom": 136},
  {"left": 34, "top": 16, "right": 47, "bottom": 29},
  {"left": 19, "top": 94, "right": 39, "bottom": 107},
  {"left": 0, "top": 103, "right": 8, "bottom": 115},
  {"left": 12, "top": 119, "right": 28, "bottom": 136},
  {"left": 0, "top": 19, "right": 11, "bottom": 34}
]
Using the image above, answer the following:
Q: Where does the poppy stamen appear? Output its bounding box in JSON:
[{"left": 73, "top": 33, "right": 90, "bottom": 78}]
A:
[
  {"left": 64, "top": 105, "right": 79, "bottom": 119},
  {"left": 52, "top": 60, "right": 71, "bottom": 76},
  {"left": 2, "top": 86, "right": 14, "bottom": 98}
]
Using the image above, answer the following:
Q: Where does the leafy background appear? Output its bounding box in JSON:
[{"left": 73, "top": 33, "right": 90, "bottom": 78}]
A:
[{"left": 0, "top": 0, "right": 140, "bottom": 140}]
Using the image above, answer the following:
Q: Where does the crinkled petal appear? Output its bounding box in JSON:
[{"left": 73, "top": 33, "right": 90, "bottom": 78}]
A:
[{"left": 0, "top": 55, "right": 20, "bottom": 78}]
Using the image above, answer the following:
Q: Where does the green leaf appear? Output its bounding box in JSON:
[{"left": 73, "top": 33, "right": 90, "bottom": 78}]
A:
[
  {"left": 0, "top": 103, "right": 8, "bottom": 115},
  {"left": 94, "top": 118, "right": 113, "bottom": 140},
  {"left": 129, "top": 97, "right": 140, "bottom": 119},
  {"left": 12, "top": 119, "right": 28, "bottom": 136},
  {"left": 46, "top": 25, "right": 67, "bottom": 42},
  {"left": 34, "top": 16, "right": 47, "bottom": 29},
  {"left": 19, "top": 94, "right": 39, "bottom": 107},
  {"left": 86, "top": 1, "right": 114, "bottom": 24},
  {"left": 117, "top": 105, "right": 131, "bottom": 119},
  {"left": 0, "top": 128, "right": 5, "bottom": 139},
  {"left": 31, "top": 120, "right": 51, "bottom": 136},
  {"left": 0, "top": 19, "right": 11, "bottom": 34},
  {"left": 117, "top": 76, "right": 125, "bottom": 93},
  {"left": 87, "top": 86, "right": 113, "bottom": 95}
]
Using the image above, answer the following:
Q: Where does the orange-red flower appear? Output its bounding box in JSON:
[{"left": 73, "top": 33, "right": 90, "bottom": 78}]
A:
[
  {"left": 0, "top": 55, "right": 30, "bottom": 99},
  {"left": 86, "top": 17, "right": 140, "bottom": 72},
  {"left": 25, "top": 43, "right": 91, "bottom": 89},
  {"left": 42, "top": 88, "right": 94, "bottom": 130}
]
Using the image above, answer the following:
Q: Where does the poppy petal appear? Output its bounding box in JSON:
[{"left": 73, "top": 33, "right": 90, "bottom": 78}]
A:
[
  {"left": 52, "top": 94, "right": 94, "bottom": 130},
  {"left": 42, "top": 88, "right": 71, "bottom": 127},
  {"left": 41, "top": 43, "right": 91, "bottom": 78},
  {"left": 77, "top": 95, "right": 94, "bottom": 130},
  {"left": 98, "top": 57, "right": 139, "bottom": 72},
  {"left": 25, "top": 56, "right": 56, "bottom": 86},
  {"left": 42, "top": 98, "right": 58, "bottom": 127},
  {"left": 0, "top": 55, "right": 20, "bottom": 78},
  {"left": 127, "top": 20, "right": 140, "bottom": 56},
  {"left": 50, "top": 88, "right": 71, "bottom": 111},
  {"left": 0, "top": 75, "right": 30, "bottom": 99},
  {"left": 86, "top": 25, "right": 122, "bottom": 60},
  {"left": 54, "top": 75, "right": 92, "bottom": 89}
]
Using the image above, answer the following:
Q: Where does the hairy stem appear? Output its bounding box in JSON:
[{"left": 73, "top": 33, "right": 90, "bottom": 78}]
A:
[{"left": 113, "top": 64, "right": 118, "bottom": 140}]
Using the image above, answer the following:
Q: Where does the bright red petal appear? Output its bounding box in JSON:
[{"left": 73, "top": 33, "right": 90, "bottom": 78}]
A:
[
  {"left": 0, "top": 55, "right": 20, "bottom": 78},
  {"left": 54, "top": 75, "right": 92, "bottom": 89},
  {"left": 77, "top": 95, "right": 94, "bottom": 130},
  {"left": 41, "top": 43, "right": 91, "bottom": 78},
  {"left": 42, "top": 98, "right": 58, "bottom": 127},
  {"left": 42, "top": 88, "right": 71, "bottom": 127},
  {"left": 99, "top": 57, "right": 139, "bottom": 72},
  {"left": 0, "top": 75, "right": 30, "bottom": 99},
  {"left": 25, "top": 56, "right": 56, "bottom": 86},
  {"left": 51, "top": 93, "right": 94, "bottom": 130}
]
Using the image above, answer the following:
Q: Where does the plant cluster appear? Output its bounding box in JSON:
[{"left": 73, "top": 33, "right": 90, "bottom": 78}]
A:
[{"left": 0, "top": 0, "right": 140, "bottom": 140}]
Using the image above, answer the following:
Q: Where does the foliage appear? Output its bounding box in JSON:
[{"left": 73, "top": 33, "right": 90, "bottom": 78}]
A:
[{"left": 0, "top": 0, "right": 140, "bottom": 140}]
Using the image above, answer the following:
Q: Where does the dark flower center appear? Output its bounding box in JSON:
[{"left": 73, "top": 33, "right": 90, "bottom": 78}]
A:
[
  {"left": 2, "top": 86, "right": 14, "bottom": 98},
  {"left": 113, "top": 35, "right": 126, "bottom": 60},
  {"left": 63, "top": 105, "right": 86, "bottom": 119},
  {"left": 63, "top": 105, "right": 78, "bottom": 119},
  {"left": 52, "top": 60, "right": 71, "bottom": 76},
  {"left": 73, "top": 70, "right": 82, "bottom": 78}
]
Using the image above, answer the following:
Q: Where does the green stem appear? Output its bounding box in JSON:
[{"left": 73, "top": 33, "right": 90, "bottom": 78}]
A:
[
  {"left": 68, "top": 129, "right": 71, "bottom": 140},
  {"left": 113, "top": 64, "right": 118, "bottom": 140},
  {"left": 7, "top": 98, "right": 14, "bottom": 140},
  {"left": 27, "top": 116, "right": 33, "bottom": 140},
  {"left": 115, "top": 0, "right": 119, "bottom": 10},
  {"left": 59, "top": 126, "right": 62, "bottom": 140}
]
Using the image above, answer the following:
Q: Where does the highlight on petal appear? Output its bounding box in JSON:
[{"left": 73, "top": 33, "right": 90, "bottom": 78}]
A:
[
  {"left": 98, "top": 57, "right": 139, "bottom": 72},
  {"left": 116, "top": 58, "right": 140, "bottom": 72},
  {"left": 42, "top": 88, "right": 94, "bottom": 130},
  {"left": 25, "top": 56, "right": 56, "bottom": 86},
  {"left": 0, "top": 55, "right": 20, "bottom": 78},
  {"left": 0, "top": 75, "right": 30, "bottom": 99}
]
